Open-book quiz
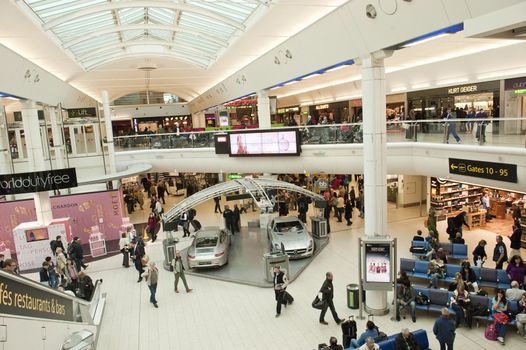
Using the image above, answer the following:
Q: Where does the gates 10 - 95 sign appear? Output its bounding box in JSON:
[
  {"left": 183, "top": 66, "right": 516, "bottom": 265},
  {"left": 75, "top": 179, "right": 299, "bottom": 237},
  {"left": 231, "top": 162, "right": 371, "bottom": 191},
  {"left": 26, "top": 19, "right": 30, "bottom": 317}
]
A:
[
  {"left": 0, "top": 168, "right": 78, "bottom": 195},
  {"left": 448, "top": 158, "right": 517, "bottom": 183}
]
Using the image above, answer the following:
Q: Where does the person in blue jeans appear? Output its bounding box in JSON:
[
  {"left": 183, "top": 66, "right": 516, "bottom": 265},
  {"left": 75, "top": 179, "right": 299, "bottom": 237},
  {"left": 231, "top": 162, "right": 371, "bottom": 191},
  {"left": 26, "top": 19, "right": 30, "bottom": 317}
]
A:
[
  {"left": 396, "top": 280, "right": 416, "bottom": 322},
  {"left": 492, "top": 289, "right": 509, "bottom": 345},
  {"left": 445, "top": 108, "right": 461, "bottom": 144},
  {"left": 351, "top": 320, "right": 378, "bottom": 348}
]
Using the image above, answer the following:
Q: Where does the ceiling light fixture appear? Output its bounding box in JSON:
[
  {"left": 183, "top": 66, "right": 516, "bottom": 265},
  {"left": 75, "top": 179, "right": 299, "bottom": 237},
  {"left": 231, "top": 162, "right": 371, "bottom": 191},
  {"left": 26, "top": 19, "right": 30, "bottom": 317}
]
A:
[
  {"left": 301, "top": 73, "right": 321, "bottom": 80},
  {"left": 389, "top": 87, "right": 407, "bottom": 93},
  {"left": 436, "top": 78, "right": 468, "bottom": 86},
  {"left": 325, "top": 65, "right": 347, "bottom": 73},
  {"left": 402, "top": 33, "right": 450, "bottom": 48},
  {"left": 283, "top": 80, "right": 299, "bottom": 86}
]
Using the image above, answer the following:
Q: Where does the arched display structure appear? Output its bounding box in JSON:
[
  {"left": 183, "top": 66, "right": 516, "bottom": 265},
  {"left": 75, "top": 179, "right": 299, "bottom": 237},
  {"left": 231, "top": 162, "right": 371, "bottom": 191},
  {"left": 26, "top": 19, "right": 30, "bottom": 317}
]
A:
[{"left": 162, "top": 178, "right": 324, "bottom": 224}]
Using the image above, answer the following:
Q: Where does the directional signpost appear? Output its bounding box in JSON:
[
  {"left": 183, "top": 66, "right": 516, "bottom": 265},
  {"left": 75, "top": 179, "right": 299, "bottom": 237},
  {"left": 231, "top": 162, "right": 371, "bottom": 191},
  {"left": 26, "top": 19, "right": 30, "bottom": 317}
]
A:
[{"left": 448, "top": 158, "right": 517, "bottom": 183}]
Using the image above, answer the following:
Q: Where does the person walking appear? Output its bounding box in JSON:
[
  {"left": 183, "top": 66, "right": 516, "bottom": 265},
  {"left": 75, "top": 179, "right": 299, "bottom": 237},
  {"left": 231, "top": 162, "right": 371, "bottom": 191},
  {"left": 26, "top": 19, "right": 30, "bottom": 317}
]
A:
[
  {"left": 233, "top": 204, "right": 241, "bottom": 233},
  {"left": 433, "top": 308, "right": 455, "bottom": 350},
  {"left": 223, "top": 205, "right": 236, "bottom": 235},
  {"left": 134, "top": 187, "right": 144, "bottom": 210},
  {"left": 119, "top": 232, "right": 130, "bottom": 267},
  {"left": 336, "top": 194, "right": 345, "bottom": 223},
  {"left": 445, "top": 108, "right": 461, "bottom": 144},
  {"left": 157, "top": 181, "right": 166, "bottom": 204},
  {"left": 49, "top": 235, "right": 65, "bottom": 256},
  {"left": 55, "top": 247, "right": 67, "bottom": 283},
  {"left": 319, "top": 272, "right": 343, "bottom": 325},
  {"left": 273, "top": 265, "right": 291, "bottom": 318},
  {"left": 131, "top": 239, "right": 146, "bottom": 282},
  {"left": 509, "top": 223, "right": 523, "bottom": 258},
  {"left": 171, "top": 251, "right": 192, "bottom": 293},
  {"left": 344, "top": 197, "right": 353, "bottom": 226},
  {"left": 214, "top": 196, "right": 222, "bottom": 213},
  {"left": 142, "top": 261, "right": 159, "bottom": 308},
  {"left": 68, "top": 237, "right": 88, "bottom": 272},
  {"left": 472, "top": 239, "right": 487, "bottom": 267},
  {"left": 493, "top": 235, "right": 508, "bottom": 270}
]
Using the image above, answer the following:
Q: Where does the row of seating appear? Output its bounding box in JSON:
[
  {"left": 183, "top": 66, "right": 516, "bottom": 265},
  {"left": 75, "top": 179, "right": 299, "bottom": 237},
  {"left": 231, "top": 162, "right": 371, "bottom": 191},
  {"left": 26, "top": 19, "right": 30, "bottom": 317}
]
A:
[
  {"left": 411, "top": 241, "right": 468, "bottom": 260},
  {"left": 400, "top": 258, "right": 512, "bottom": 289},
  {"left": 412, "top": 287, "right": 521, "bottom": 326},
  {"left": 344, "top": 329, "right": 430, "bottom": 350}
]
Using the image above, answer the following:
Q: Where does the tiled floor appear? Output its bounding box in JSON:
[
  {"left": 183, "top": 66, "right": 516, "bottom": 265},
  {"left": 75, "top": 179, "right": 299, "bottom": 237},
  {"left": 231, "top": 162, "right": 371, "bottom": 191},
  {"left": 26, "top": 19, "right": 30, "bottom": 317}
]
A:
[{"left": 28, "top": 192, "right": 526, "bottom": 350}]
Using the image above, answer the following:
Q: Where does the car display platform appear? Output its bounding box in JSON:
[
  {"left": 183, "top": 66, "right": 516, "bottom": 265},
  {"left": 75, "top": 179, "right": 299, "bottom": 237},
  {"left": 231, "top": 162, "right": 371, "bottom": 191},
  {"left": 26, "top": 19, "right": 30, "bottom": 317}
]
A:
[{"left": 181, "top": 227, "right": 329, "bottom": 287}]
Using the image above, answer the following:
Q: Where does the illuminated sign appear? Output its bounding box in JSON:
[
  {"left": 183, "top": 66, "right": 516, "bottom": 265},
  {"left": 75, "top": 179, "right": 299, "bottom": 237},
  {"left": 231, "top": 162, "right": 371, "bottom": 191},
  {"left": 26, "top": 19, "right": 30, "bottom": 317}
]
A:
[
  {"left": 227, "top": 174, "right": 243, "bottom": 180},
  {"left": 514, "top": 89, "right": 526, "bottom": 94},
  {"left": 0, "top": 168, "right": 78, "bottom": 195},
  {"left": 448, "top": 85, "right": 478, "bottom": 95},
  {"left": 315, "top": 104, "right": 329, "bottom": 110},
  {"left": 448, "top": 158, "right": 517, "bottom": 183}
]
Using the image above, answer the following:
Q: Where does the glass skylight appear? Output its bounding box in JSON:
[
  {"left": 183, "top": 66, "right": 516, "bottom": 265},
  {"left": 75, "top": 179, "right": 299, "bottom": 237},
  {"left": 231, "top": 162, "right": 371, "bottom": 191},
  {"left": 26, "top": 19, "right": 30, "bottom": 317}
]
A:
[{"left": 20, "top": 0, "right": 268, "bottom": 70}]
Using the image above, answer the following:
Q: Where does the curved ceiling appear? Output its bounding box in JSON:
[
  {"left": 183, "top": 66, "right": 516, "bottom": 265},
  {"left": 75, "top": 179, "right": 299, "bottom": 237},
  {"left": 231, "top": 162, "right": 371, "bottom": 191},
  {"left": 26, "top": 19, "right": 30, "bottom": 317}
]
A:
[{"left": 20, "top": 0, "right": 265, "bottom": 70}]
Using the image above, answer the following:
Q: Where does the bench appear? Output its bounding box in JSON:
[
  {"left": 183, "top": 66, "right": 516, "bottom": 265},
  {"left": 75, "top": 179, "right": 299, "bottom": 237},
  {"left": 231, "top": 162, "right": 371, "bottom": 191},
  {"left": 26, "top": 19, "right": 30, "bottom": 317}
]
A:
[
  {"left": 345, "top": 329, "right": 431, "bottom": 350},
  {"left": 399, "top": 258, "right": 511, "bottom": 290}
]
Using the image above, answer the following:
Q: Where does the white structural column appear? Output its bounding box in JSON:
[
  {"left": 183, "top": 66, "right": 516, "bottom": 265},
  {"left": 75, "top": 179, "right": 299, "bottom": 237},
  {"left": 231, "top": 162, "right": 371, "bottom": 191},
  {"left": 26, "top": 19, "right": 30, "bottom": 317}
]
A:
[
  {"left": 101, "top": 90, "right": 117, "bottom": 175},
  {"left": 257, "top": 90, "right": 271, "bottom": 129},
  {"left": 0, "top": 103, "right": 12, "bottom": 179},
  {"left": 21, "top": 100, "right": 53, "bottom": 223},
  {"left": 361, "top": 52, "right": 390, "bottom": 313},
  {"left": 192, "top": 111, "right": 205, "bottom": 128},
  {"left": 48, "top": 106, "right": 66, "bottom": 169}
]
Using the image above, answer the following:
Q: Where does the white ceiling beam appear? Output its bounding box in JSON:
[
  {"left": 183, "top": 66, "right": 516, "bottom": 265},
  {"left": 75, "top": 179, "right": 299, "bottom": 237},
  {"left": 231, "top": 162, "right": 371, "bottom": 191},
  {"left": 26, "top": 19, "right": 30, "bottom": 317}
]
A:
[
  {"left": 78, "top": 40, "right": 214, "bottom": 63},
  {"left": 83, "top": 53, "right": 208, "bottom": 71},
  {"left": 42, "top": 1, "right": 245, "bottom": 31},
  {"left": 62, "top": 23, "right": 228, "bottom": 49}
]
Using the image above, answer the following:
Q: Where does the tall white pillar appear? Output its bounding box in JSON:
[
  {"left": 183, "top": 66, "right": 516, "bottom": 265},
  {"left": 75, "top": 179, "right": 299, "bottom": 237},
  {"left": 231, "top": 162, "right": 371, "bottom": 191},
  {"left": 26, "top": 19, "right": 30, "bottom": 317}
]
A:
[
  {"left": 192, "top": 111, "right": 205, "bottom": 128},
  {"left": 48, "top": 106, "right": 66, "bottom": 169},
  {"left": 0, "top": 103, "right": 12, "bottom": 177},
  {"left": 21, "top": 100, "right": 52, "bottom": 223},
  {"left": 257, "top": 90, "right": 271, "bottom": 129},
  {"left": 361, "top": 51, "right": 391, "bottom": 314},
  {"left": 101, "top": 90, "right": 117, "bottom": 175}
]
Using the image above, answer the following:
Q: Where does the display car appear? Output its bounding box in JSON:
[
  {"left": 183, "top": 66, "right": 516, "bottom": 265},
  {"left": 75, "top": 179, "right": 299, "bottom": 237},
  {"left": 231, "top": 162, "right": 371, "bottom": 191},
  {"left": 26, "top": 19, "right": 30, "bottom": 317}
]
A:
[
  {"left": 187, "top": 227, "right": 231, "bottom": 268},
  {"left": 267, "top": 216, "right": 314, "bottom": 259}
]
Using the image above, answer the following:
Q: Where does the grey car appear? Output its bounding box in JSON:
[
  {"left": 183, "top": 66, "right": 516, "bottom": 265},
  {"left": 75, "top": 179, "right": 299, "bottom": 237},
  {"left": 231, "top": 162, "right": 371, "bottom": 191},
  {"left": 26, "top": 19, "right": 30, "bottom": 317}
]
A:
[
  {"left": 187, "top": 227, "right": 231, "bottom": 268},
  {"left": 267, "top": 216, "right": 314, "bottom": 259}
]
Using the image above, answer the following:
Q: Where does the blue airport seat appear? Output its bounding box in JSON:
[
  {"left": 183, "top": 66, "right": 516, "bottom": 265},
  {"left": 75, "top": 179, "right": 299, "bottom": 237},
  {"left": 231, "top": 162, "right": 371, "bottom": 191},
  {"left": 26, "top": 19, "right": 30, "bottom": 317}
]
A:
[
  {"left": 414, "top": 287, "right": 430, "bottom": 311},
  {"left": 428, "top": 289, "right": 449, "bottom": 313},
  {"left": 412, "top": 329, "right": 430, "bottom": 350},
  {"left": 471, "top": 266, "right": 481, "bottom": 280},
  {"left": 400, "top": 258, "right": 416, "bottom": 276},
  {"left": 478, "top": 268, "right": 498, "bottom": 288},
  {"left": 444, "top": 264, "right": 461, "bottom": 282},
  {"left": 411, "top": 241, "right": 428, "bottom": 258},
  {"left": 496, "top": 269, "right": 511, "bottom": 289},
  {"left": 450, "top": 244, "right": 468, "bottom": 260},
  {"left": 413, "top": 261, "right": 429, "bottom": 279},
  {"left": 439, "top": 242, "right": 453, "bottom": 254}
]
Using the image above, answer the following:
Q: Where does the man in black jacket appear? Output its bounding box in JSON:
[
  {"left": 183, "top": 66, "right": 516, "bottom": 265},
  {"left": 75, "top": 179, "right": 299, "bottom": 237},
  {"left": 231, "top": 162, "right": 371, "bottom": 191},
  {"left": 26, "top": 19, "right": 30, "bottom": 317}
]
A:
[
  {"left": 319, "top": 272, "right": 343, "bottom": 325},
  {"left": 68, "top": 237, "right": 88, "bottom": 272},
  {"left": 223, "top": 206, "right": 235, "bottom": 235},
  {"left": 273, "top": 265, "right": 291, "bottom": 317},
  {"left": 395, "top": 328, "right": 420, "bottom": 350},
  {"left": 509, "top": 223, "right": 522, "bottom": 258},
  {"left": 50, "top": 235, "right": 65, "bottom": 256}
]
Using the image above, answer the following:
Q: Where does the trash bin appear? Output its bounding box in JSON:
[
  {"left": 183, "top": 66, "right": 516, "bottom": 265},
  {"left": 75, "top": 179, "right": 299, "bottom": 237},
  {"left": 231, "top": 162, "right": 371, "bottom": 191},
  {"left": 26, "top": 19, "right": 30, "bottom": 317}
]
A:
[
  {"left": 263, "top": 252, "right": 289, "bottom": 282},
  {"left": 311, "top": 216, "right": 327, "bottom": 238},
  {"left": 162, "top": 238, "right": 177, "bottom": 271},
  {"left": 347, "top": 284, "right": 359, "bottom": 309}
]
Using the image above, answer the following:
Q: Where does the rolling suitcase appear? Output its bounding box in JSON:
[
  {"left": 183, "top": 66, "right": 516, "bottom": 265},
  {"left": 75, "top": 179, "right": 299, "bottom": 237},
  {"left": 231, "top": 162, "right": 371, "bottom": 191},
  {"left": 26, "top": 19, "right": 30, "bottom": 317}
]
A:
[{"left": 341, "top": 315, "right": 357, "bottom": 348}]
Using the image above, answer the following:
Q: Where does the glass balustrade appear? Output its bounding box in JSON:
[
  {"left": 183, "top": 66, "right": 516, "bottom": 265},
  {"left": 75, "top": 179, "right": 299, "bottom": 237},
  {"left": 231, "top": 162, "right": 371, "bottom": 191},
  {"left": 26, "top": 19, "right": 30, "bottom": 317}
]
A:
[{"left": 113, "top": 117, "right": 526, "bottom": 151}]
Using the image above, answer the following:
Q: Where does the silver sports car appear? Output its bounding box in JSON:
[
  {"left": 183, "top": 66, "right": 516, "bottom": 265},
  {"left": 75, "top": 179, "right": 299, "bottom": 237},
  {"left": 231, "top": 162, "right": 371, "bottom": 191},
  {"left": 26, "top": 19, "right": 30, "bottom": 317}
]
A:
[
  {"left": 187, "top": 227, "right": 231, "bottom": 268},
  {"left": 267, "top": 217, "right": 314, "bottom": 259}
]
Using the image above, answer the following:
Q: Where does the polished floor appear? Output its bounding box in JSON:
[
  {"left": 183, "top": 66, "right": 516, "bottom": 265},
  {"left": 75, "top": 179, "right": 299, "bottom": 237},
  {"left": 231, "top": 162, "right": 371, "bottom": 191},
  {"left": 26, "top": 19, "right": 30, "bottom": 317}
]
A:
[{"left": 27, "top": 191, "right": 526, "bottom": 350}]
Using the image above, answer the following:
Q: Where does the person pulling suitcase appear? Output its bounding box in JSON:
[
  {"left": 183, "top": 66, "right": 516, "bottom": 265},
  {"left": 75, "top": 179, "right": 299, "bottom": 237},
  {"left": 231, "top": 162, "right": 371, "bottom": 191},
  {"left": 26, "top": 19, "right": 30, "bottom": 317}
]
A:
[{"left": 273, "top": 265, "right": 293, "bottom": 317}]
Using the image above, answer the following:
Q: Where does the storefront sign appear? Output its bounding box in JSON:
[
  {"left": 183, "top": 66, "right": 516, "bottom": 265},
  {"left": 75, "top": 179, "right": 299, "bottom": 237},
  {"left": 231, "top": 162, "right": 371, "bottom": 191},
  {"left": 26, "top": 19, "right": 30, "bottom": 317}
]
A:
[
  {"left": 514, "top": 89, "right": 526, "bottom": 94},
  {"left": 227, "top": 174, "right": 243, "bottom": 180},
  {"left": 0, "top": 272, "right": 74, "bottom": 321},
  {"left": 315, "top": 104, "right": 329, "bottom": 110},
  {"left": 447, "top": 85, "right": 478, "bottom": 94},
  {"left": 505, "top": 77, "right": 526, "bottom": 91},
  {"left": 448, "top": 158, "right": 517, "bottom": 183},
  {"left": 0, "top": 168, "right": 77, "bottom": 195}
]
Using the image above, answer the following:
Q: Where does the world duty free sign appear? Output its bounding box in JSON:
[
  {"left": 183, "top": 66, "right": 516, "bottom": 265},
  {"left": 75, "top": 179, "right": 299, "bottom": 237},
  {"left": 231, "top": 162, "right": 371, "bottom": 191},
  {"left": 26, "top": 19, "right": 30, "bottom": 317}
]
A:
[{"left": 0, "top": 168, "right": 78, "bottom": 195}]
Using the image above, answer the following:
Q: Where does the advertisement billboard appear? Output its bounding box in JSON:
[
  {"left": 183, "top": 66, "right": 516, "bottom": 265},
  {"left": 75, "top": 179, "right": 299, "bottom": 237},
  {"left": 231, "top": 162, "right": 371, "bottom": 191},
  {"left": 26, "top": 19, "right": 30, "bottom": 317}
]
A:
[
  {"left": 365, "top": 242, "right": 391, "bottom": 283},
  {"left": 228, "top": 130, "right": 300, "bottom": 156}
]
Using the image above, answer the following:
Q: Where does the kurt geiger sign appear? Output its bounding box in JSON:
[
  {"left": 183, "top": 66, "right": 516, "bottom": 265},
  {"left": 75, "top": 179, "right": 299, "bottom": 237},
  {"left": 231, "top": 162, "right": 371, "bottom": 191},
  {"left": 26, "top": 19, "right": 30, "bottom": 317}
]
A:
[{"left": 0, "top": 168, "right": 77, "bottom": 195}]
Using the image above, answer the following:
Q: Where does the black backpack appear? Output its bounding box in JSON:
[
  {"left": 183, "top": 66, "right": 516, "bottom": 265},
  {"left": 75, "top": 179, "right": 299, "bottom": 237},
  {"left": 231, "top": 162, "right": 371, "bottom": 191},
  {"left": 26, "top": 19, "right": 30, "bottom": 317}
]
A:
[{"left": 415, "top": 292, "right": 430, "bottom": 305}]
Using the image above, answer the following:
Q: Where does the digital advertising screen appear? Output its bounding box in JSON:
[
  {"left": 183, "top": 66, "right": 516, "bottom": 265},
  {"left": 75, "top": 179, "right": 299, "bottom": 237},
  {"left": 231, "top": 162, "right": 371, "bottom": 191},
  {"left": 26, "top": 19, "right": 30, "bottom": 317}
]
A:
[
  {"left": 228, "top": 130, "right": 300, "bottom": 157},
  {"left": 25, "top": 228, "right": 49, "bottom": 243},
  {"left": 365, "top": 242, "right": 391, "bottom": 283}
]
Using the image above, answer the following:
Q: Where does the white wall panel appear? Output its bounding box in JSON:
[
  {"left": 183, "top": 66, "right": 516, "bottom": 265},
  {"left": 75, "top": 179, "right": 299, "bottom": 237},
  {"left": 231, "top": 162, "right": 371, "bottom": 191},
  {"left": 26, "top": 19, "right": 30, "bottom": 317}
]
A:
[{"left": 0, "top": 45, "right": 96, "bottom": 108}]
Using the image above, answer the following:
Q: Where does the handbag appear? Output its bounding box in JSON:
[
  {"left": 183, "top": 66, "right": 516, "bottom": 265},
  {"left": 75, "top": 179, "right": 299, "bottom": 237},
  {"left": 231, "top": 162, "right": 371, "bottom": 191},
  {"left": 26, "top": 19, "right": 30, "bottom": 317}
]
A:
[
  {"left": 484, "top": 322, "right": 497, "bottom": 341},
  {"left": 312, "top": 295, "right": 326, "bottom": 310},
  {"left": 493, "top": 312, "right": 509, "bottom": 324}
]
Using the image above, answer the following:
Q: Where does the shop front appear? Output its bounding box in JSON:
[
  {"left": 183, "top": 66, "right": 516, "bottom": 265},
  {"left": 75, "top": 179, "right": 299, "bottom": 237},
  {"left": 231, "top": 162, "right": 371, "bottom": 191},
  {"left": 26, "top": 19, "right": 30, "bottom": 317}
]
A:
[
  {"left": 224, "top": 98, "right": 258, "bottom": 128},
  {"left": 274, "top": 106, "right": 300, "bottom": 126},
  {"left": 408, "top": 81, "right": 500, "bottom": 133},
  {"left": 430, "top": 177, "right": 526, "bottom": 246},
  {"left": 503, "top": 76, "right": 526, "bottom": 135},
  {"left": 309, "top": 101, "right": 351, "bottom": 124}
]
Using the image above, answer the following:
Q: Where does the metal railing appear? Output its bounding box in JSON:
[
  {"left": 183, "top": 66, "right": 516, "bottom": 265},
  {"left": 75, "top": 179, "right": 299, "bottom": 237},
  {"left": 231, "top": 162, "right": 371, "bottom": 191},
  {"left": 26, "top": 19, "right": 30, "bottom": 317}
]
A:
[{"left": 113, "top": 117, "right": 526, "bottom": 151}]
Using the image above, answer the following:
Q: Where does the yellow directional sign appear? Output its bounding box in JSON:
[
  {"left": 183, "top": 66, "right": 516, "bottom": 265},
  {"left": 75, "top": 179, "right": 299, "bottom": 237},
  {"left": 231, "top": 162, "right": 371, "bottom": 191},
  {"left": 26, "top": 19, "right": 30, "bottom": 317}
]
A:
[{"left": 448, "top": 158, "right": 517, "bottom": 183}]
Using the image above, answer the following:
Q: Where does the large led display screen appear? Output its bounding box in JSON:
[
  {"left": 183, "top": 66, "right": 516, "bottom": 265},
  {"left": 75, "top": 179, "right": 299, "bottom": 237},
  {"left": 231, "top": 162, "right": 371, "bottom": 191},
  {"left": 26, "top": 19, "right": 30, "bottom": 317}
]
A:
[{"left": 228, "top": 130, "right": 300, "bottom": 156}]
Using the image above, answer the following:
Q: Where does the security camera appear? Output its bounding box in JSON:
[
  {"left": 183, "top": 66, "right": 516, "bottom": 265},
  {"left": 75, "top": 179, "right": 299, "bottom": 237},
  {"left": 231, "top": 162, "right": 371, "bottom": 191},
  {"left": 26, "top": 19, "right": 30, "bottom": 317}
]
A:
[{"left": 366, "top": 4, "right": 377, "bottom": 19}]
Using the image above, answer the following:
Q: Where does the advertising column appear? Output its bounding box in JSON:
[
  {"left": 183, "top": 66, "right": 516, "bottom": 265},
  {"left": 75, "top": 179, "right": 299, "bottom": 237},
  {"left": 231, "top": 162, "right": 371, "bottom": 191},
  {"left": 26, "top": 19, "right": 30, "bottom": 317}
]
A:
[
  {"left": 21, "top": 100, "right": 52, "bottom": 223},
  {"left": 360, "top": 51, "right": 391, "bottom": 314}
]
